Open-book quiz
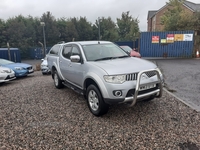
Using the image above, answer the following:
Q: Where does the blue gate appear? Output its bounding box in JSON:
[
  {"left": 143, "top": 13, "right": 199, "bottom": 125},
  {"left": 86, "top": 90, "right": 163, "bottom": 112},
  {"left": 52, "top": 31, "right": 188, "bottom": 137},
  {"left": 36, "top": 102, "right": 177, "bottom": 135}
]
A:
[
  {"left": 140, "top": 31, "right": 194, "bottom": 58},
  {"left": 0, "top": 48, "right": 21, "bottom": 62}
]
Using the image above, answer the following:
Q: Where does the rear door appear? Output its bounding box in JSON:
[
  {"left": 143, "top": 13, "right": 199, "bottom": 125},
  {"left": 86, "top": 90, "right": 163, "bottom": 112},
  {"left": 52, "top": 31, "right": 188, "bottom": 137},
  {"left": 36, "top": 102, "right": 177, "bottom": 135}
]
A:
[{"left": 47, "top": 44, "right": 61, "bottom": 72}]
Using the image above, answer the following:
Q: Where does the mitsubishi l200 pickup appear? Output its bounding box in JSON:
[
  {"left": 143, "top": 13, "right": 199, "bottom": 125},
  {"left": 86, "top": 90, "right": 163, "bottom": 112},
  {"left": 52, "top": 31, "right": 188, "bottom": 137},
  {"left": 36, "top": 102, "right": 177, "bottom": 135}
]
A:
[{"left": 47, "top": 41, "right": 164, "bottom": 116}]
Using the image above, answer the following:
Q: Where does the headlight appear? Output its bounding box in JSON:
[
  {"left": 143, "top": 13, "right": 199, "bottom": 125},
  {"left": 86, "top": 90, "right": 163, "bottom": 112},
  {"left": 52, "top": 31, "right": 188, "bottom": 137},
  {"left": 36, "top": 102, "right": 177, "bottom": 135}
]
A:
[
  {"left": 104, "top": 75, "right": 126, "bottom": 84},
  {"left": 0, "top": 70, "right": 6, "bottom": 73},
  {"left": 0, "top": 69, "right": 11, "bottom": 73},
  {"left": 15, "top": 67, "right": 24, "bottom": 70}
]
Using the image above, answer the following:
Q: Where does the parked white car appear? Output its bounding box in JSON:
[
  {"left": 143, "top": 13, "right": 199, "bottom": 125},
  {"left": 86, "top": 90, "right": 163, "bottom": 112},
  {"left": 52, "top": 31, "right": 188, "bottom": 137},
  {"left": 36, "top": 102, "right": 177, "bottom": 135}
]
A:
[
  {"left": 41, "top": 56, "right": 51, "bottom": 75},
  {"left": 0, "top": 66, "right": 16, "bottom": 83}
]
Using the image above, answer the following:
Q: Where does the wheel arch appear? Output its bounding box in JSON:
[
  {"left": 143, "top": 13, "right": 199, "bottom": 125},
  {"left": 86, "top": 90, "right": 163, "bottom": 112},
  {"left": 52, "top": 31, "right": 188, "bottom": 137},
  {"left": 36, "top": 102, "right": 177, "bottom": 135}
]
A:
[
  {"left": 83, "top": 75, "right": 109, "bottom": 99},
  {"left": 51, "top": 66, "right": 57, "bottom": 79},
  {"left": 84, "top": 78, "right": 99, "bottom": 92}
]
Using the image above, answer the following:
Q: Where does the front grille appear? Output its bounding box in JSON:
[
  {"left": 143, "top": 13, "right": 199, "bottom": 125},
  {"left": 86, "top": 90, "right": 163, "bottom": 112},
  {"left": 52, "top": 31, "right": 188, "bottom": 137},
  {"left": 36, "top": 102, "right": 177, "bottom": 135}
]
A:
[
  {"left": 126, "top": 73, "right": 138, "bottom": 81},
  {"left": 27, "top": 66, "right": 33, "bottom": 70},
  {"left": 126, "top": 71, "right": 157, "bottom": 81},
  {"left": 144, "top": 71, "right": 156, "bottom": 78},
  {"left": 5, "top": 75, "right": 15, "bottom": 80}
]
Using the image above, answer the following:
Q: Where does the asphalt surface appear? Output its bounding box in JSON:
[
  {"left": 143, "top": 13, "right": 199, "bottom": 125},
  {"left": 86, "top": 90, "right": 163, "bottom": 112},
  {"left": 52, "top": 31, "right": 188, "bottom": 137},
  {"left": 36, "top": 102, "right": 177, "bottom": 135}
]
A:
[{"left": 154, "top": 58, "right": 200, "bottom": 112}]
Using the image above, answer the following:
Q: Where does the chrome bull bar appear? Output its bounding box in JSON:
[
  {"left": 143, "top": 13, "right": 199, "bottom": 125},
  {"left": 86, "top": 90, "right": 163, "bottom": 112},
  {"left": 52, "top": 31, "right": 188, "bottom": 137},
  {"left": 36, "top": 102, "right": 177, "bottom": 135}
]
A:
[{"left": 126, "top": 69, "right": 163, "bottom": 107}]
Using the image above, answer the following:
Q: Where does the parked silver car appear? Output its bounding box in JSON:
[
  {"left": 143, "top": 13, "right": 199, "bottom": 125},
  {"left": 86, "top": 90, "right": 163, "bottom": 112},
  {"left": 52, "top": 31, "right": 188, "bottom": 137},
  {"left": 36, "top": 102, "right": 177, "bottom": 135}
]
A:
[
  {"left": 0, "top": 66, "right": 16, "bottom": 83},
  {"left": 41, "top": 56, "right": 50, "bottom": 75},
  {"left": 47, "top": 41, "right": 164, "bottom": 116}
]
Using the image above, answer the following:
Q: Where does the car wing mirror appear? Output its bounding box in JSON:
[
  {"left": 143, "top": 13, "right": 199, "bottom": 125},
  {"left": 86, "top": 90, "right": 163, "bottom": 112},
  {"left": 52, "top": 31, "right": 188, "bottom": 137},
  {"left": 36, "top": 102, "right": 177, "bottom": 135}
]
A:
[{"left": 70, "top": 55, "right": 80, "bottom": 62}]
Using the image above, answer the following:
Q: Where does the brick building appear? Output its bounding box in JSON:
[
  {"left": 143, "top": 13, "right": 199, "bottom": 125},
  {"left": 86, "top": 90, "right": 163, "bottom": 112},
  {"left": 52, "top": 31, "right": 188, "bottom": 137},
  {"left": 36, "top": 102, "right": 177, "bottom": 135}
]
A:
[{"left": 147, "top": 0, "right": 200, "bottom": 31}]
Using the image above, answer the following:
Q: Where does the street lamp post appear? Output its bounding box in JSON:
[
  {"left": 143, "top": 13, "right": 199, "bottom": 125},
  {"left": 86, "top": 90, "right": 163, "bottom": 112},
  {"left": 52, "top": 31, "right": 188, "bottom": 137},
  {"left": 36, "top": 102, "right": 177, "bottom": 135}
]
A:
[
  {"left": 7, "top": 42, "right": 11, "bottom": 60},
  {"left": 98, "top": 17, "right": 100, "bottom": 41},
  {"left": 40, "top": 22, "right": 46, "bottom": 56}
]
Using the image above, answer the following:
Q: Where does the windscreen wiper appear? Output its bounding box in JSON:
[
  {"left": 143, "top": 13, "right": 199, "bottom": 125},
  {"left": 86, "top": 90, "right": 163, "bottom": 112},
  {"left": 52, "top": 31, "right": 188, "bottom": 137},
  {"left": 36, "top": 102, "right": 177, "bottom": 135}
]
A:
[
  {"left": 94, "top": 57, "right": 116, "bottom": 61},
  {"left": 117, "top": 55, "right": 130, "bottom": 58}
]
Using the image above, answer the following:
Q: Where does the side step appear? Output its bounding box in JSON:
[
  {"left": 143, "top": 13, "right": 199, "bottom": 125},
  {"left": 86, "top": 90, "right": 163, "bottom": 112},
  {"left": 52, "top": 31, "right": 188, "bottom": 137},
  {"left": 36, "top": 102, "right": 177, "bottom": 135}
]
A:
[{"left": 62, "top": 81, "right": 84, "bottom": 95}]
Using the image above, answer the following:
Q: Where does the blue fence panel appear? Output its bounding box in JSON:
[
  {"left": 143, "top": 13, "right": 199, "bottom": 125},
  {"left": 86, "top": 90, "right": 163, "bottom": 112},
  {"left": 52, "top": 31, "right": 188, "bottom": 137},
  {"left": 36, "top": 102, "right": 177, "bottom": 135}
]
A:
[
  {"left": 115, "top": 41, "right": 134, "bottom": 48},
  {"left": 0, "top": 48, "right": 21, "bottom": 62},
  {"left": 140, "top": 31, "right": 194, "bottom": 58},
  {"left": 135, "top": 39, "right": 139, "bottom": 49},
  {"left": 115, "top": 40, "right": 139, "bottom": 49},
  {"left": 30, "top": 47, "right": 51, "bottom": 59}
]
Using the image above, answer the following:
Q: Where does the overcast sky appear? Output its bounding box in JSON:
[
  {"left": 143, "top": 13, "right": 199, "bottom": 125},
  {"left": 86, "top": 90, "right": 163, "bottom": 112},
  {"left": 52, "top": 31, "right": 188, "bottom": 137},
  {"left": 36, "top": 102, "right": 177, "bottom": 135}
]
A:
[{"left": 0, "top": 0, "right": 199, "bottom": 31}]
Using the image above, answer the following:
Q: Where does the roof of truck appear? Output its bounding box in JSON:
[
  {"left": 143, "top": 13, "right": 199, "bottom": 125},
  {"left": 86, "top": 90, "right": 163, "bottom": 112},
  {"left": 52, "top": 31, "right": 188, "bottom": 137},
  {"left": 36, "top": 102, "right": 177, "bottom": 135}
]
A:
[{"left": 66, "top": 41, "right": 112, "bottom": 45}]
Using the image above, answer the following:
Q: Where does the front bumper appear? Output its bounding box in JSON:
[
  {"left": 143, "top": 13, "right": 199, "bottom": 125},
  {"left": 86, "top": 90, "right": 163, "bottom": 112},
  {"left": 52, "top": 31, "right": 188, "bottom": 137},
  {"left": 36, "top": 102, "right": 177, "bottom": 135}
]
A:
[
  {"left": 103, "top": 69, "right": 163, "bottom": 106},
  {"left": 0, "top": 73, "right": 16, "bottom": 83},
  {"left": 41, "top": 66, "right": 51, "bottom": 73},
  {"left": 15, "top": 70, "right": 29, "bottom": 77}
]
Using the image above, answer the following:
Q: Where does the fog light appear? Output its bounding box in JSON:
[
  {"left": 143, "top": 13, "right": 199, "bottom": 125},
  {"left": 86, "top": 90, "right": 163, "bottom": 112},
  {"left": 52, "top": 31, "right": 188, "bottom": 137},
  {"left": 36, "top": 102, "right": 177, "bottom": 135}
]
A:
[{"left": 113, "top": 90, "right": 122, "bottom": 97}]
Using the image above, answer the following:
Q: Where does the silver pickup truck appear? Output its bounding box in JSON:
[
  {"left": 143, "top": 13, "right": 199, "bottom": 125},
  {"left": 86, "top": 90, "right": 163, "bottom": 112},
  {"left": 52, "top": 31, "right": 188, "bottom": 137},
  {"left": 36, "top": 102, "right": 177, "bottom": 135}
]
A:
[{"left": 47, "top": 41, "right": 164, "bottom": 116}]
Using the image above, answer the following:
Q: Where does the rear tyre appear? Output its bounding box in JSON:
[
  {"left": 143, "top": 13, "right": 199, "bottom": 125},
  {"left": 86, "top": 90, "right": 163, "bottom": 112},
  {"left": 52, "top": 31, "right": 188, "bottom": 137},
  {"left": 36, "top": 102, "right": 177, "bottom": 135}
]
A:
[
  {"left": 53, "top": 70, "right": 64, "bottom": 89},
  {"left": 86, "top": 84, "right": 109, "bottom": 116}
]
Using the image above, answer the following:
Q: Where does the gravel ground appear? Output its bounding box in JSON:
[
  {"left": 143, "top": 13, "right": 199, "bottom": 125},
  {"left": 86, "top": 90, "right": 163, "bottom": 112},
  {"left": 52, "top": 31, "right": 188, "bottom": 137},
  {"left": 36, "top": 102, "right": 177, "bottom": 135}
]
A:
[{"left": 0, "top": 71, "right": 200, "bottom": 150}]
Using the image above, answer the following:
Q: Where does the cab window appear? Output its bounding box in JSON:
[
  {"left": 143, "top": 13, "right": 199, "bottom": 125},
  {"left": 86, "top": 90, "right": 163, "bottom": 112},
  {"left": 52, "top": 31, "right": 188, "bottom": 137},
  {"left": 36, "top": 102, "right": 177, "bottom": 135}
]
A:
[
  {"left": 49, "top": 45, "right": 60, "bottom": 55},
  {"left": 71, "top": 46, "right": 81, "bottom": 62},
  {"left": 62, "top": 46, "right": 72, "bottom": 59}
]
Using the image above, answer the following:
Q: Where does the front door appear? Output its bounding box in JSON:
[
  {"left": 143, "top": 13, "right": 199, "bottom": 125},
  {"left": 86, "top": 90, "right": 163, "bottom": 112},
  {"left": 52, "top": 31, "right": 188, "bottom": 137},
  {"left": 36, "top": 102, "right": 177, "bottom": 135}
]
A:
[
  {"left": 59, "top": 44, "right": 84, "bottom": 88},
  {"left": 66, "top": 45, "right": 84, "bottom": 87}
]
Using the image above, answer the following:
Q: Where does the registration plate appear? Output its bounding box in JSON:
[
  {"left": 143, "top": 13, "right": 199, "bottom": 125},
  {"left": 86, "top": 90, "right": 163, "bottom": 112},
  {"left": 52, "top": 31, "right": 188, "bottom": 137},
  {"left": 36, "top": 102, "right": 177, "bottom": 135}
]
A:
[
  {"left": 139, "top": 84, "right": 156, "bottom": 91},
  {"left": 10, "top": 74, "right": 15, "bottom": 77}
]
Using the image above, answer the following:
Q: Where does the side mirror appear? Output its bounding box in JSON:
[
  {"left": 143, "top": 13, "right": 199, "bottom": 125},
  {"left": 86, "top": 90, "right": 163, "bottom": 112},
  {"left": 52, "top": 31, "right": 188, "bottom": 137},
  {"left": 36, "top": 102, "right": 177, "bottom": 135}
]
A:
[{"left": 70, "top": 55, "right": 80, "bottom": 62}]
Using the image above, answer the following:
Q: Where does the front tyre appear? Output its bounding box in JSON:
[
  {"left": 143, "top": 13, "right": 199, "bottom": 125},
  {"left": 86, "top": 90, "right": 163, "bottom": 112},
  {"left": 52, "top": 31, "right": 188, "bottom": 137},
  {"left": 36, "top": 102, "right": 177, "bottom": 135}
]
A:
[
  {"left": 86, "top": 84, "right": 109, "bottom": 116},
  {"left": 53, "top": 70, "right": 64, "bottom": 89}
]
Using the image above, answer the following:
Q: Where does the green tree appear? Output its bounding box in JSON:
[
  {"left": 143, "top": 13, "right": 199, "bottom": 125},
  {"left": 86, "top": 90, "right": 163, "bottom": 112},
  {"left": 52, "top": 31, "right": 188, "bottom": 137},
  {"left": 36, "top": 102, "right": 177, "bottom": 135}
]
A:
[
  {"left": 56, "top": 18, "right": 69, "bottom": 42},
  {"left": 65, "top": 18, "right": 79, "bottom": 42},
  {"left": 175, "top": 11, "right": 196, "bottom": 30},
  {"left": 0, "top": 11, "right": 144, "bottom": 59},
  {"left": 94, "top": 17, "right": 119, "bottom": 41},
  {"left": 0, "top": 19, "right": 7, "bottom": 47},
  {"left": 5, "top": 15, "right": 37, "bottom": 58},
  {"left": 117, "top": 11, "right": 140, "bottom": 41},
  {"left": 71, "top": 17, "right": 93, "bottom": 41},
  {"left": 40, "top": 11, "right": 60, "bottom": 47},
  {"left": 160, "top": 0, "right": 188, "bottom": 31},
  {"left": 192, "top": 11, "right": 200, "bottom": 32}
]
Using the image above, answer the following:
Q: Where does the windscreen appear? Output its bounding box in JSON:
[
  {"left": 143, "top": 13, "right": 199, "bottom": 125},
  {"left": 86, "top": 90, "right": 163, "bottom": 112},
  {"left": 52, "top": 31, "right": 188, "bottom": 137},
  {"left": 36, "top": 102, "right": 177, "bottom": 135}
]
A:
[
  {"left": 0, "top": 59, "right": 14, "bottom": 65},
  {"left": 82, "top": 43, "right": 128, "bottom": 61}
]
